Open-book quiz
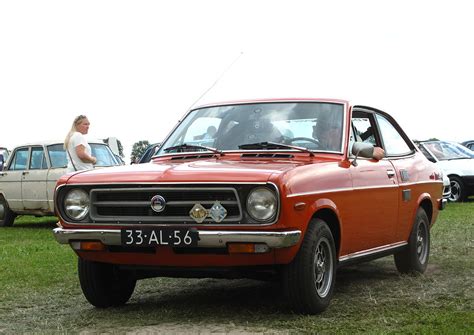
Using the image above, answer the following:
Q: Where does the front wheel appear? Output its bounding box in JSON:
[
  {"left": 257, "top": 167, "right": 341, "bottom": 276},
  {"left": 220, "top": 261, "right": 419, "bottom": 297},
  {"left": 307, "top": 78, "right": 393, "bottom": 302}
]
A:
[
  {"left": 394, "top": 207, "right": 430, "bottom": 274},
  {"left": 282, "top": 219, "right": 336, "bottom": 314},
  {"left": 78, "top": 259, "right": 136, "bottom": 308},
  {"left": 0, "top": 197, "right": 16, "bottom": 227}
]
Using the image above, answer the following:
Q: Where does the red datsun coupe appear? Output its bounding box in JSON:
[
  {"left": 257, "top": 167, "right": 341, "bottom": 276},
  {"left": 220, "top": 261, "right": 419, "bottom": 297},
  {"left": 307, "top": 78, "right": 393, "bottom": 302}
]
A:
[{"left": 53, "top": 99, "right": 445, "bottom": 314}]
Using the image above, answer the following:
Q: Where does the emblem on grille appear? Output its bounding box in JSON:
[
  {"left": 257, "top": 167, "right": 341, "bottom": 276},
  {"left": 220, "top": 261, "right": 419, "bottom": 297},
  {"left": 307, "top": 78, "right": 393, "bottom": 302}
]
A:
[
  {"left": 189, "top": 204, "right": 208, "bottom": 223},
  {"left": 150, "top": 195, "right": 166, "bottom": 213},
  {"left": 189, "top": 201, "right": 228, "bottom": 223},
  {"left": 209, "top": 201, "right": 227, "bottom": 223}
]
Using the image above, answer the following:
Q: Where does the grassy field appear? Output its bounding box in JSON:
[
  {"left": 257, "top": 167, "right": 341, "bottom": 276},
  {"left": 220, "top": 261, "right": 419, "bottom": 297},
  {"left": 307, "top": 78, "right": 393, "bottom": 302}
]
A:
[{"left": 0, "top": 204, "right": 473, "bottom": 334}]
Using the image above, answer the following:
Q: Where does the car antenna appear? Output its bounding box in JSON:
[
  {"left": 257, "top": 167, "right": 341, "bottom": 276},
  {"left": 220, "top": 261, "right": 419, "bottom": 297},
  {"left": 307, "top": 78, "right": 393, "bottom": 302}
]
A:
[{"left": 187, "top": 51, "right": 244, "bottom": 111}]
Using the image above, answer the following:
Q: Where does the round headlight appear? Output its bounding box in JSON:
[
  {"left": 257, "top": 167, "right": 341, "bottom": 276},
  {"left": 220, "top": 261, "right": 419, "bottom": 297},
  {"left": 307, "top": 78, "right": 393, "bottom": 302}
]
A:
[
  {"left": 64, "top": 189, "right": 90, "bottom": 220},
  {"left": 247, "top": 187, "right": 277, "bottom": 221}
]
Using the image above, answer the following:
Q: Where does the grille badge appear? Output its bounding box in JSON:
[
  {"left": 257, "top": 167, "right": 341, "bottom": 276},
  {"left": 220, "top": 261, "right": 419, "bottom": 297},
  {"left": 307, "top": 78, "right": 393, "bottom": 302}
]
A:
[
  {"left": 209, "top": 201, "right": 227, "bottom": 223},
  {"left": 189, "top": 204, "right": 207, "bottom": 223},
  {"left": 150, "top": 195, "right": 166, "bottom": 213},
  {"left": 189, "top": 201, "right": 228, "bottom": 223}
]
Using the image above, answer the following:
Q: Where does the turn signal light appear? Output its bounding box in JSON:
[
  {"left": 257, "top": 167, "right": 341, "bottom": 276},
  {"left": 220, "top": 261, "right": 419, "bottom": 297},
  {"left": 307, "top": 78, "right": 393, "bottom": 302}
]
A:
[
  {"left": 71, "top": 241, "right": 106, "bottom": 251},
  {"left": 227, "top": 243, "right": 270, "bottom": 254}
]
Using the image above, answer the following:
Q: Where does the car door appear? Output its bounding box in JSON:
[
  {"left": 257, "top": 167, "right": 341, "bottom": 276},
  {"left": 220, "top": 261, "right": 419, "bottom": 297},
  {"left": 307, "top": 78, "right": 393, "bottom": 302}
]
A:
[
  {"left": 374, "top": 113, "right": 420, "bottom": 242},
  {"left": 347, "top": 110, "right": 399, "bottom": 253},
  {"left": 46, "top": 144, "right": 68, "bottom": 212},
  {"left": 0, "top": 147, "right": 30, "bottom": 211},
  {"left": 21, "top": 146, "right": 49, "bottom": 211}
]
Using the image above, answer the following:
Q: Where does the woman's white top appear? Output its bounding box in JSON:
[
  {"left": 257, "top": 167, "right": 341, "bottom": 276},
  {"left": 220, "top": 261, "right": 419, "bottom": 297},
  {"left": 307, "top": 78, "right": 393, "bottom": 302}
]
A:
[{"left": 67, "top": 132, "right": 93, "bottom": 172}]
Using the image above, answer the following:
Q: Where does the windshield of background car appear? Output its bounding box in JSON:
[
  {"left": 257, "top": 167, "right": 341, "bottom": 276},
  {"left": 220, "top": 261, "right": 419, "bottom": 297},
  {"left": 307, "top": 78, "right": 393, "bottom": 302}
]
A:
[
  {"left": 47, "top": 143, "right": 119, "bottom": 168},
  {"left": 91, "top": 144, "right": 119, "bottom": 166},
  {"left": 424, "top": 141, "right": 474, "bottom": 161},
  {"left": 157, "top": 102, "right": 345, "bottom": 154}
]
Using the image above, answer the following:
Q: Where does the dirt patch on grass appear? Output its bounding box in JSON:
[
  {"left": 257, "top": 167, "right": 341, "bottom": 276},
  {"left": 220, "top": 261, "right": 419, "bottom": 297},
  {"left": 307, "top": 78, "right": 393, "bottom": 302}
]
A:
[{"left": 79, "top": 322, "right": 288, "bottom": 334}]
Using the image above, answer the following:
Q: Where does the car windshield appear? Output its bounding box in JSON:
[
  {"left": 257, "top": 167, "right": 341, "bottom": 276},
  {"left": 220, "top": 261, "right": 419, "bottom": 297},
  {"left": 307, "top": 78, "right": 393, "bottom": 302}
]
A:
[
  {"left": 47, "top": 143, "right": 119, "bottom": 168},
  {"left": 424, "top": 141, "right": 474, "bottom": 161},
  {"left": 91, "top": 144, "right": 120, "bottom": 166},
  {"left": 157, "top": 102, "right": 345, "bottom": 155}
]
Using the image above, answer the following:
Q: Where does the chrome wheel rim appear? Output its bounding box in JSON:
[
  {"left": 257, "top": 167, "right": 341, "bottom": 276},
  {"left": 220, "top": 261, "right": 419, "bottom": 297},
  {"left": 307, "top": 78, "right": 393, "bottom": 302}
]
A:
[
  {"left": 449, "top": 180, "right": 461, "bottom": 202},
  {"left": 313, "top": 237, "right": 333, "bottom": 298},
  {"left": 416, "top": 222, "right": 428, "bottom": 264}
]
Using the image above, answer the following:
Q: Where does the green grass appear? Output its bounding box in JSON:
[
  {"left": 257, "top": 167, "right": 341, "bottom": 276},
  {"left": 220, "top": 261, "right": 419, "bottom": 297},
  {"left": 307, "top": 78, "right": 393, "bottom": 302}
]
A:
[{"left": 0, "top": 205, "right": 473, "bottom": 334}]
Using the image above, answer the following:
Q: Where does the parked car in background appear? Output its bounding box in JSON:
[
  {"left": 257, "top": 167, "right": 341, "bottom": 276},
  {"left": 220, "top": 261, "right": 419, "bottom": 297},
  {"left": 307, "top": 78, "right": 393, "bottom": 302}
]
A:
[
  {"left": 135, "top": 142, "right": 161, "bottom": 164},
  {"left": 0, "top": 147, "right": 9, "bottom": 170},
  {"left": 442, "top": 174, "right": 451, "bottom": 200},
  {"left": 417, "top": 140, "right": 474, "bottom": 202},
  {"left": 53, "top": 99, "right": 444, "bottom": 314},
  {"left": 461, "top": 140, "right": 474, "bottom": 151},
  {"left": 0, "top": 140, "right": 120, "bottom": 226}
]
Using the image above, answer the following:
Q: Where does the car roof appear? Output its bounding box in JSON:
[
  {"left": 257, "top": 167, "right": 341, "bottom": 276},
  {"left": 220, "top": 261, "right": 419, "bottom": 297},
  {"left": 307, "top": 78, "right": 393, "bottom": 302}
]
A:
[{"left": 13, "top": 139, "right": 107, "bottom": 148}]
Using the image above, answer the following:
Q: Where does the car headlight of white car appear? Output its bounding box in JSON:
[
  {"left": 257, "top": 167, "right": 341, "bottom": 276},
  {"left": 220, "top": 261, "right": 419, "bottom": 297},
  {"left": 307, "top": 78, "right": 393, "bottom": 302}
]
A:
[
  {"left": 64, "top": 189, "right": 90, "bottom": 220},
  {"left": 247, "top": 187, "right": 277, "bottom": 221}
]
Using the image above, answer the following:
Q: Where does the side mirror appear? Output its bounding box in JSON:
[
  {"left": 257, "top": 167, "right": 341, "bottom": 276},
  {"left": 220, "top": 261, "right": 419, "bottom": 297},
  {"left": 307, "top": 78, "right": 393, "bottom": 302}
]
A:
[{"left": 351, "top": 142, "right": 374, "bottom": 167}]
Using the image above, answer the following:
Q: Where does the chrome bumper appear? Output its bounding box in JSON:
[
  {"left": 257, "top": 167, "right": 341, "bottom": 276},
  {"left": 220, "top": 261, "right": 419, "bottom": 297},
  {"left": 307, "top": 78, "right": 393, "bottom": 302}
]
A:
[{"left": 53, "top": 228, "right": 302, "bottom": 249}]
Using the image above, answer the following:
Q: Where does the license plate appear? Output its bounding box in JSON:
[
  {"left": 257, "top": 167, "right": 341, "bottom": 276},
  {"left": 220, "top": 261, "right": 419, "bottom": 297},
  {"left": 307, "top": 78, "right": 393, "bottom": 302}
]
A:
[{"left": 121, "top": 228, "right": 198, "bottom": 247}]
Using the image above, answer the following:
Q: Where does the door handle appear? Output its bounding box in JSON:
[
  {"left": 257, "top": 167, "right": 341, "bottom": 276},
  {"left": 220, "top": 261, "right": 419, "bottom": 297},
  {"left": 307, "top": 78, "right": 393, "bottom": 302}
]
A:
[
  {"left": 22, "top": 171, "right": 29, "bottom": 175},
  {"left": 386, "top": 169, "right": 395, "bottom": 178}
]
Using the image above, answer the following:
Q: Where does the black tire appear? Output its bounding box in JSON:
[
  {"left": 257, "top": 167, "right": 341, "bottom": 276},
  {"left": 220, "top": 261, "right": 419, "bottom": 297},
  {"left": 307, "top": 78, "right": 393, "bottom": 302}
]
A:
[
  {"left": 394, "top": 208, "right": 430, "bottom": 274},
  {"left": 78, "top": 258, "right": 136, "bottom": 308},
  {"left": 282, "top": 219, "right": 336, "bottom": 314},
  {"left": 0, "top": 196, "right": 16, "bottom": 227},
  {"left": 449, "top": 176, "right": 467, "bottom": 202}
]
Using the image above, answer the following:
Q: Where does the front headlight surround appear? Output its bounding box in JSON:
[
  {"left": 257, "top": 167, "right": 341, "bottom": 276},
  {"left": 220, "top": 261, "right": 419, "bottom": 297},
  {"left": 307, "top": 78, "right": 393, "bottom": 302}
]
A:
[
  {"left": 64, "top": 189, "right": 90, "bottom": 221},
  {"left": 246, "top": 187, "right": 277, "bottom": 222}
]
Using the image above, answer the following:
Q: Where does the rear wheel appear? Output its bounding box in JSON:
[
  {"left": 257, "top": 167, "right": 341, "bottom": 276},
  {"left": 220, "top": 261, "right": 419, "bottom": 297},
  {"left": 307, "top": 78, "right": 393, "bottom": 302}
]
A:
[
  {"left": 282, "top": 219, "right": 336, "bottom": 314},
  {"left": 449, "top": 176, "right": 466, "bottom": 202},
  {"left": 78, "top": 259, "right": 136, "bottom": 308},
  {"left": 0, "top": 197, "right": 16, "bottom": 227},
  {"left": 394, "top": 208, "right": 430, "bottom": 274}
]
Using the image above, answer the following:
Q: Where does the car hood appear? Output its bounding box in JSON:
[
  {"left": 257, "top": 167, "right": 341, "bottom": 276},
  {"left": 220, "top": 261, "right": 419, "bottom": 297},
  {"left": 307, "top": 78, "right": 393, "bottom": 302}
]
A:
[
  {"left": 64, "top": 158, "right": 313, "bottom": 184},
  {"left": 436, "top": 158, "right": 474, "bottom": 176}
]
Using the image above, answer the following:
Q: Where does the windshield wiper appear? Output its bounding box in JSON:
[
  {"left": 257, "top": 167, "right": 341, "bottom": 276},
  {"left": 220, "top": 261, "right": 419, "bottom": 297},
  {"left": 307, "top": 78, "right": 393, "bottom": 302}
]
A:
[
  {"left": 163, "top": 143, "right": 224, "bottom": 156},
  {"left": 238, "top": 142, "right": 314, "bottom": 156}
]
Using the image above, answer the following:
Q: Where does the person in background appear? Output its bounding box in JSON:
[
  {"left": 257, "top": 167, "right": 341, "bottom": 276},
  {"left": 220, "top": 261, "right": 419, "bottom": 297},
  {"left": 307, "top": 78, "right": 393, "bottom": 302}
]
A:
[{"left": 64, "top": 115, "right": 97, "bottom": 172}]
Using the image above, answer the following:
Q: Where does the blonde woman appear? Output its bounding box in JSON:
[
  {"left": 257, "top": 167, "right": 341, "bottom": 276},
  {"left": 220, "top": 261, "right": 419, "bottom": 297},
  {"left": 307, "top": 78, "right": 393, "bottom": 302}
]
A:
[{"left": 64, "top": 115, "right": 97, "bottom": 172}]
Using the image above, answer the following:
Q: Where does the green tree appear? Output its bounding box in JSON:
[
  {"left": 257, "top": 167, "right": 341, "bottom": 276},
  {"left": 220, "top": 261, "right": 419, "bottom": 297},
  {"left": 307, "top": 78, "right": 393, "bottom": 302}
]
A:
[{"left": 131, "top": 140, "right": 150, "bottom": 163}]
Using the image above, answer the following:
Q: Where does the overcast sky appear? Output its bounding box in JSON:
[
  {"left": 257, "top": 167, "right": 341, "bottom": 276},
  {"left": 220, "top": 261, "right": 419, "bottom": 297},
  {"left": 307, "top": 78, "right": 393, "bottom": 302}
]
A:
[{"left": 1, "top": 0, "right": 472, "bottom": 160}]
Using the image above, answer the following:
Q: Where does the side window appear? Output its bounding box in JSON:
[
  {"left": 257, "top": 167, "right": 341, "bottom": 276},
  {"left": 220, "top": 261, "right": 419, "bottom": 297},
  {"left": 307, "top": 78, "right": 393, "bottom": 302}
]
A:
[
  {"left": 30, "top": 147, "right": 47, "bottom": 170},
  {"left": 47, "top": 144, "right": 68, "bottom": 168},
  {"left": 352, "top": 117, "right": 376, "bottom": 145},
  {"left": 9, "top": 148, "right": 29, "bottom": 171},
  {"left": 376, "top": 114, "right": 412, "bottom": 156}
]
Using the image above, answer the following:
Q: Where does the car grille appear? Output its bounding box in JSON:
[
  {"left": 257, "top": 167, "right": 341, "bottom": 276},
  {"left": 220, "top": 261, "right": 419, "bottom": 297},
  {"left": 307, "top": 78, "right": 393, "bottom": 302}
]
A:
[{"left": 89, "top": 187, "right": 242, "bottom": 224}]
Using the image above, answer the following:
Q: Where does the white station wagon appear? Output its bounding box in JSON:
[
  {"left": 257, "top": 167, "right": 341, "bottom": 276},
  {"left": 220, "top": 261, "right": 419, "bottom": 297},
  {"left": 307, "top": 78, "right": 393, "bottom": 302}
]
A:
[{"left": 0, "top": 140, "right": 119, "bottom": 226}]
